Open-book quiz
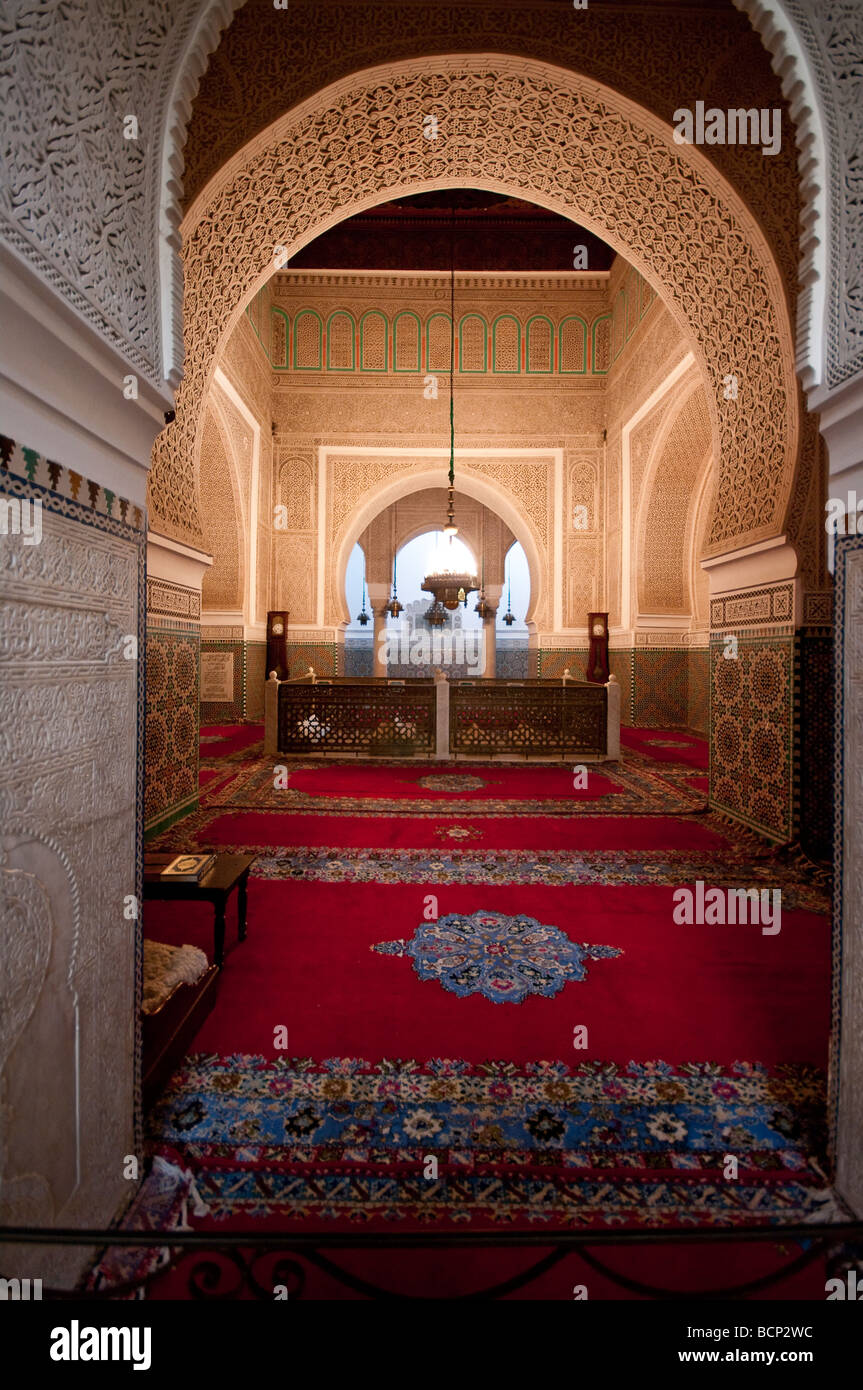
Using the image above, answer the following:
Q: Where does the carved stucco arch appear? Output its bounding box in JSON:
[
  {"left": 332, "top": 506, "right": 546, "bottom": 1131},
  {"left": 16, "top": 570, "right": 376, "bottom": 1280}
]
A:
[
  {"left": 357, "top": 491, "right": 516, "bottom": 590},
  {"left": 361, "top": 513, "right": 476, "bottom": 582},
  {"left": 148, "top": 53, "right": 800, "bottom": 566},
  {"left": 333, "top": 465, "right": 545, "bottom": 635},
  {"left": 633, "top": 370, "right": 712, "bottom": 618},
  {"left": 157, "top": 0, "right": 246, "bottom": 385},
  {"left": 155, "top": 1, "right": 834, "bottom": 392},
  {"left": 199, "top": 388, "right": 247, "bottom": 611},
  {"left": 393, "top": 519, "right": 516, "bottom": 592},
  {"left": 731, "top": 0, "right": 829, "bottom": 394}
]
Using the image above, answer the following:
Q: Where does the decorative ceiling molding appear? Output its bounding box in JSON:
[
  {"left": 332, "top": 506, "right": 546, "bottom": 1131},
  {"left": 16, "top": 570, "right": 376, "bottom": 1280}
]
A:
[{"left": 272, "top": 271, "right": 610, "bottom": 291}]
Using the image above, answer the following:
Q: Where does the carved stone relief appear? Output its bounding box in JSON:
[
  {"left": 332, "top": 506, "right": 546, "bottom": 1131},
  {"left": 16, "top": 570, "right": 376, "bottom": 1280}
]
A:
[
  {"left": 638, "top": 387, "right": 713, "bottom": 615},
  {"left": 0, "top": 483, "right": 141, "bottom": 1283},
  {"left": 150, "top": 57, "right": 800, "bottom": 568},
  {"left": 199, "top": 408, "right": 243, "bottom": 611}
]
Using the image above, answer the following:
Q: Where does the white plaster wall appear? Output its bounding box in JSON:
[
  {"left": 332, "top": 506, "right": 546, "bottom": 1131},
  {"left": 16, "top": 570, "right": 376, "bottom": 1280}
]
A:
[{"left": 0, "top": 488, "right": 144, "bottom": 1285}]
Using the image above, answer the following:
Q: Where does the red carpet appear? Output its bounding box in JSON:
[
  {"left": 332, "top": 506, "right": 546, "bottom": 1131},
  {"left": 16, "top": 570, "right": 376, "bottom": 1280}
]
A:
[
  {"left": 138, "top": 724, "right": 833, "bottom": 1295},
  {"left": 198, "top": 754, "right": 705, "bottom": 817},
  {"left": 285, "top": 762, "right": 623, "bottom": 800},
  {"left": 146, "top": 880, "right": 829, "bottom": 1065},
  {"left": 621, "top": 727, "right": 709, "bottom": 769},
  {"left": 200, "top": 723, "right": 265, "bottom": 758},
  {"left": 179, "top": 810, "right": 732, "bottom": 852}
]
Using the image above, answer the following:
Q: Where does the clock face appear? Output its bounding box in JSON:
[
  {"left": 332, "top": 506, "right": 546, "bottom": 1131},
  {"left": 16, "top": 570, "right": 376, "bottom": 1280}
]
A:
[
  {"left": 592, "top": 622, "right": 605, "bottom": 637},
  {"left": 272, "top": 621, "right": 284, "bottom": 636}
]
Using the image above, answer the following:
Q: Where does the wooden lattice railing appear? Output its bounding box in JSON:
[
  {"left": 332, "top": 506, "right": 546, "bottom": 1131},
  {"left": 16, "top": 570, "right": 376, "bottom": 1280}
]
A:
[
  {"left": 276, "top": 678, "right": 436, "bottom": 756},
  {"left": 268, "top": 674, "right": 618, "bottom": 760},
  {"left": 449, "top": 678, "right": 607, "bottom": 757}
]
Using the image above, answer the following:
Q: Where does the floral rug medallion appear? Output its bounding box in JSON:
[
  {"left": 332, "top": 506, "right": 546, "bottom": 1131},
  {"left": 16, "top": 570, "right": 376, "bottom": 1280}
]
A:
[{"left": 373, "top": 909, "right": 622, "bottom": 1003}]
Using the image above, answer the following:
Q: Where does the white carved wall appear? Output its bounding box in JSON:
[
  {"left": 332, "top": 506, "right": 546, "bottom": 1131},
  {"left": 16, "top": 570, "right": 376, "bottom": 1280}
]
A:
[
  {"left": 0, "top": 0, "right": 241, "bottom": 390},
  {"left": 735, "top": 0, "right": 863, "bottom": 395},
  {"left": 0, "top": 475, "right": 143, "bottom": 1283}
]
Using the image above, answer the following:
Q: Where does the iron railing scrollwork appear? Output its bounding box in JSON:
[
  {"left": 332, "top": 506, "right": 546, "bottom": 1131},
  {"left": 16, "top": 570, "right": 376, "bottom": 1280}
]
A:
[{"left": 4, "top": 1221, "right": 862, "bottom": 1302}]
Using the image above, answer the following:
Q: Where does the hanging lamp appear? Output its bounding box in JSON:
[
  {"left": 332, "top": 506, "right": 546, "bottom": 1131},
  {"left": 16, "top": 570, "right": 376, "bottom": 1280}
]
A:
[
  {"left": 384, "top": 554, "right": 403, "bottom": 619},
  {"left": 502, "top": 563, "right": 516, "bottom": 626},
  {"left": 475, "top": 551, "right": 494, "bottom": 620},
  {"left": 356, "top": 569, "right": 370, "bottom": 626},
  {"left": 422, "top": 203, "right": 479, "bottom": 616},
  {"left": 425, "top": 599, "right": 448, "bottom": 628}
]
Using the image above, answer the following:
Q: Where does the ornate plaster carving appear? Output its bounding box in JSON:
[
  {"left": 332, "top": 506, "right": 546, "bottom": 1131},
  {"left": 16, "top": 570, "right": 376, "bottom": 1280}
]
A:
[
  {"left": 0, "top": 482, "right": 141, "bottom": 1281},
  {"left": 636, "top": 383, "right": 713, "bottom": 616},
  {"left": 178, "top": 0, "right": 800, "bottom": 304},
  {"left": 735, "top": 0, "right": 863, "bottom": 394},
  {"left": 158, "top": 1, "right": 247, "bottom": 384},
  {"left": 149, "top": 56, "right": 800, "bottom": 568},
  {"left": 199, "top": 404, "right": 243, "bottom": 612},
  {"left": 0, "top": 0, "right": 242, "bottom": 389}
]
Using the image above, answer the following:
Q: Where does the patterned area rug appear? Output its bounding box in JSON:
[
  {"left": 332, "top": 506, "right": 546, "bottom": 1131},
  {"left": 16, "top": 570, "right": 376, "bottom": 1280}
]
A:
[
  {"left": 198, "top": 755, "right": 705, "bottom": 817},
  {"left": 372, "top": 910, "right": 624, "bottom": 1002},
  {"left": 148, "top": 1056, "right": 829, "bottom": 1228},
  {"left": 143, "top": 726, "right": 832, "bottom": 1240},
  {"left": 199, "top": 723, "right": 265, "bottom": 764},
  {"left": 172, "top": 844, "right": 822, "bottom": 909}
]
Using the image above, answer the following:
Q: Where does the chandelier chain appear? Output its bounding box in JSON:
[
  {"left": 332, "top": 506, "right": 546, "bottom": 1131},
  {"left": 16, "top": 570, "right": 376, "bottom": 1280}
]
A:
[{"left": 449, "top": 206, "right": 455, "bottom": 490}]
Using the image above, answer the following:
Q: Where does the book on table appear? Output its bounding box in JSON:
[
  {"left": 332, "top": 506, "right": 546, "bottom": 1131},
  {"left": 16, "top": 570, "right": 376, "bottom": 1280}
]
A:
[{"left": 159, "top": 853, "right": 216, "bottom": 882}]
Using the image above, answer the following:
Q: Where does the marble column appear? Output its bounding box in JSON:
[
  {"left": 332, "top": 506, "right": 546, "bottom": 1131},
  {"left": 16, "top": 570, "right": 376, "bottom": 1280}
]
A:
[
  {"left": 482, "top": 583, "right": 503, "bottom": 678},
  {"left": 367, "top": 582, "right": 390, "bottom": 676}
]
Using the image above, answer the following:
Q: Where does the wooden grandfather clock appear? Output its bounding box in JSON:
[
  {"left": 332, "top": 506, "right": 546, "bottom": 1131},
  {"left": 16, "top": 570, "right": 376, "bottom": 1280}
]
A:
[
  {"left": 267, "top": 610, "right": 289, "bottom": 680},
  {"left": 586, "top": 612, "right": 609, "bottom": 684}
]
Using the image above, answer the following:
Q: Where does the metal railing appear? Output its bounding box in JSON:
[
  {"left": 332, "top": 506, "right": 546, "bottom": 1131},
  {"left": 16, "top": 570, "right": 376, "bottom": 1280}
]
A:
[{"left": 2, "top": 1220, "right": 862, "bottom": 1301}]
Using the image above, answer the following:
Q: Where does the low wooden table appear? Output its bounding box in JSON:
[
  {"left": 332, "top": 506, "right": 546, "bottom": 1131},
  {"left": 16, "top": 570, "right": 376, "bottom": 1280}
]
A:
[{"left": 143, "top": 853, "right": 257, "bottom": 967}]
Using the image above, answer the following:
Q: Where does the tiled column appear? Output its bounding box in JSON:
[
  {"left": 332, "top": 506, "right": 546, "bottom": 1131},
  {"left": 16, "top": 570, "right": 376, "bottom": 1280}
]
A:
[{"left": 145, "top": 532, "right": 212, "bottom": 835}]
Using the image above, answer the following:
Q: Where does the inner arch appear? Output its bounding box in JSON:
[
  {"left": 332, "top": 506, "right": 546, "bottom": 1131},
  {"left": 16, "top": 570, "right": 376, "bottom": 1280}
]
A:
[{"left": 150, "top": 53, "right": 800, "bottom": 560}]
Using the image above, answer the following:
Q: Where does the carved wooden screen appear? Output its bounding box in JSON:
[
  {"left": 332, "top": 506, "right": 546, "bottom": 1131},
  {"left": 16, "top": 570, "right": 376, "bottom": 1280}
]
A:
[
  {"left": 449, "top": 681, "right": 607, "bottom": 757},
  {"left": 278, "top": 680, "right": 436, "bottom": 755}
]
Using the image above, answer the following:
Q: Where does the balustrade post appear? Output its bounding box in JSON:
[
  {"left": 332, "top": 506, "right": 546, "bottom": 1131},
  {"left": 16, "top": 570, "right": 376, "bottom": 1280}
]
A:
[
  {"left": 367, "top": 583, "right": 390, "bottom": 677},
  {"left": 605, "top": 673, "right": 621, "bottom": 759},
  {"left": 434, "top": 668, "right": 450, "bottom": 759},
  {"left": 265, "top": 671, "right": 280, "bottom": 756},
  {"left": 482, "top": 583, "right": 502, "bottom": 678}
]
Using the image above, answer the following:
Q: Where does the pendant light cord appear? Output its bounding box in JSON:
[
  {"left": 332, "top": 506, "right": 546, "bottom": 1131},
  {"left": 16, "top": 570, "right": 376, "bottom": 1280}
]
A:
[{"left": 449, "top": 206, "right": 455, "bottom": 489}]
